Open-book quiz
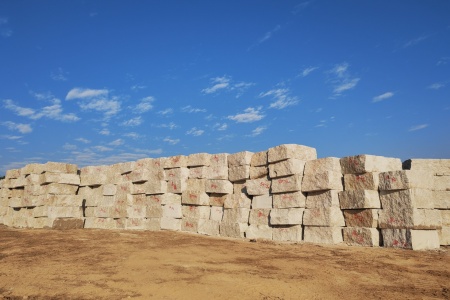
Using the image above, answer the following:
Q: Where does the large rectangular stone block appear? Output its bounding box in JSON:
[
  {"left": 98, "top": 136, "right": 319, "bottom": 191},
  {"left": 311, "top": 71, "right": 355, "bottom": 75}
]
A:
[
  {"left": 252, "top": 195, "right": 272, "bottom": 209},
  {"left": 434, "top": 191, "right": 450, "bottom": 209},
  {"left": 378, "top": 171, "right": 433, "bottom": 191},
  {"left": 182, "top": 205, "right": 210, "bottom": 219},
  {"left": 439, "top": 227, "right": 450, "bottom": 245},
  {"left": 5, "top": 168, "right": 21, "bottom": 179},
  {"left": 251, "top": 151, "right": 268, "bottom": 167},
  {"left": 245, "top": 224, "right": 272, "bottom": 240},
  {"left": 210, "top": 206, "right": 224, "bottom": 221},
  {"left": 343, "top": 209, "right": 379, "bottom": 228},
  {"left": 382, "top": 229, "right": 440, "bottom": 250},
  {"left": 146, "top": 205, "right": 163, "bottom": 218},
  {"left": 269, "top": 159, "right": 306, "bottom": 178},
  {"left": 43, "top": 183, "right": 79, "bottom": 195},
  {"left": 340, "top": 155, "right": 402, "bottom": 174},
  {"left": 39, "top": 173, "right": 80, "bottom": 185},
  {"left": 181, "top": 218, "right": 199, "bottom": 233},
  {"left": 403, "top": 159, "right": 450, "bottom": 175},
  {"left": 380, "top": 189, "right": 434, "bottom": 209},
  {"left": 145, "top": 218, "right": 162, "bottom": 231},
  {"left": 186, "top": 178, "right": 206, "bottom": 192},
  {"left": 303, "top": 226, "right": 343, "bottom": 244},
  {"left": 48, "top": 206, "right": 82, "bottom": 218},
  {"left": 273, "top": 191, "right": 306, "bottom": 208},
  {"left": 339, "top": 190, "right": 381, "bottom": 209},
  {"left": 189, "top": 166, "right": 208, "bottom": 179},
  {"left": 209, "top": 193, "right": 228, "bottom": 207},
  {"left": 187, "top": 153, "right": 211, "bottom": 167},
  {"left": 126, "top": 218, "right": 148, "bottom": 230},
  {"left": 198, "top": 219, "right": 220, "bottom": 236},
  {"left": 21, "top": 164, "right": 45, "bottom": 175},
  {"left": 228, "top": 151, "right": 253, "bottom": 166},
  {"left": 205, "top": 179, "right": 233, "bottom": 194},
  {"left": 268, "top": 144, "right": 317, "bottom": 163},
  {"left": 306, "top": 190, "right": 340, "bottom": 208},
  {"left": 164, "top": 167, "right": 189, "bottom": 181},
  {"left": 167, "top": 178, "right": 188, "bottom": 194},
  {"left": 304, "top": 157, "right": 342, "bottom": 175},
  {"left": 344, "top": 173, "right": 379, "bottom": 191},
  {"left": 272, "top": 225, "right": 303, "bottom": 242},
  {"left": 181, "top": 191, "right": 210, "bottom": 206},
  {"left": 102, "top": 184, "right": 117, "bottom": 196},
  {"left": 208, "top": 153, "right": 229, "bottom": 179},
  {"left": 131, "top": 181, "right": 167, "bottom": 195},
  {"left": 162, "top": 204, "right": 182, "bottom": 219},
  {"left": 127, "top": 205, "right": 146, "bottom": 218},
  {"left": 378, "top": 208, "right": 442, "bottom": 229},
  {"left": 164, "top": 155, "right": 188, "bottom": 168},
  {"left": 440, "top": 210, "right": 450, "bottom": 226},
  {"left": 271, "top": 174, "right": 303, "bottom": 193},
  {"left": 84, "top": 217, "right": 125, "bottom": 229},
  {"left": 434, "top": 175, "right": 450, "bottom": 191},
  {"left": 109, "top": 206, "right": 127, "bottom": 218},
  {"left": 222, "top": 208, "right": 250, "bottom": 223},
  {"left": 301, "top": 171, "right": 343, "bottom": 192},
  {"left": 343, "top": 227, "right": 380, "bottom": 247},
  {"left": 220, "top": 222, "right": 248, "bottom": 238},
  {"left": 245, "top": 178, "right": 271, "bottom": 195},
  {"left": 249, "top": 208, "right": 271, "bottom": 225},
  {"left": 270, "top": 208, "right": 304, "bottom": 225},
  {"left": 160, "top": 217, "right": 182, "bottom": 231},
  {"left": 303, "top": 207, "right": 345, "bottom": 226},
  {"left": 46, "top": 195, "right": 83, "bottom": 207},
  {"left": 52, "top": 218, "right": 84, "bottom": 230},
  {"left": 223, "top": 194, "right": 251, "bottom": 209},
  {"left": 250, "top": 166, "right": 269, "bottom": 179},
  {"left": 228, "top": 165, "right": 250, "bottom": 182},
  {"left": 130, "top": 168, "right": 165, "bottom": 183},
  {"left": 43, "top": 162, "right": 78, "bottom": 174}
]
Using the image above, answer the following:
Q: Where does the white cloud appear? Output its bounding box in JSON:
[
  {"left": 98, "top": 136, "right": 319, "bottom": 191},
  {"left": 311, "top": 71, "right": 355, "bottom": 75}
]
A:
[
  {"left": 227, "top": 107, "right": 265, "bottom": 123},
  {"left": 3, "top": 99, "right": 35, "bottom": 117},
  {"left": 372, "top": 92, "right": 394, "bottom": 103},
  {"left": 0, "top": 135, "right": 22, "bottom": 140},
  {"left": 258, "top": 25, "right": 281, "bottom": 44},
  {"left": 50, "top": 68, "right": 68, "bottom": 81},
  {"left": 181, "top": 105, "right": 207, "bottom": 113},
  {"left": 2, "top": 121, "right": 32, "bottom": 134},
  {"left": 79, "top": 98, "right": 121, "bottom": 117},
  {"left": 65, "top": 88, "right": 109, "bottom": 100},
  {"left": 214, "top": 123, "right": 228, "bottom": 131},
  {"left": 301, "top": 66, "right": 318, "bottom": 77},
  {"left": 134, "top": 96, "right": 155, "bottom": 113},
  {"left": 409, "top": 124, "right": 429, "bottom": 132},
  {"left": 428, "top": 82, "right": 445, "bottom": 90},
  {"left": 63, "top": 143, "right": 77, "bottom": 151},
  {"left": 259, "top": 88, "right": 299, "bottom": 109},
  {"left": 123, "top": 132, "right": 141, "bottom": 139},
  {"left": 334, "top": 78, "right": 360, "bottom": 94},
  {"left": 202, "top": 76, "right": 230, "bottom": 94},
  {"left": 158, "top": 108, "right": 173, "bottom": 115},
  {"left": 249, "top": 126, "right": 267, "bottom": 137},
  {"left": 131, "top": 85, "right": 147, "bottom": 91},
  {"left": 4, "top": 98, "right": 79, "bottom": 122},
  {"left": 163, "top": 137, "right": 180, "bottom": 145},
  {"left": 328, "top": 63, "right": 360, "bottom": 97},
  {"left": 121, "top": 116, "right": 142, "bottom": 127},
  {"left": 186, "top": 127, "right": 205, "bottom": 136},
  {"left": 109, "top": 139, "right": 124, "bottom": 146},
  {"left": 92, "top": 145, "right": 113, "bottom": 152},
  {"left": 75, "top": 137, "right": 90, "bottom": 144},
  {"left": 403, "top": 35, "right": 428, "bottom": 48},
  {"left": 158, "top": 122, "right": 177, "bottom": 130}
]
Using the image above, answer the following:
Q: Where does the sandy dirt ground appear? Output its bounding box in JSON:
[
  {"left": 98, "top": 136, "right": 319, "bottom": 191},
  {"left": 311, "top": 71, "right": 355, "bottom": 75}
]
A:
[{"left": 0, "top": 225, "right": 449, "bottom": 300}]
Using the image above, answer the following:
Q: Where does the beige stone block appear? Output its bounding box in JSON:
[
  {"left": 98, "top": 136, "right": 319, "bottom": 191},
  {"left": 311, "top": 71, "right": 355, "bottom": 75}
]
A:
[
  {"left": 272, "top": 225, "right": 303, "bottom": 242},
  {"left": 273, "top": 191, "right": 306, "bottom": 208},
  {"left": 47, "top": 195, "right": 83, "bottom": 207},
  {"left": 6, "top": 168, "right": 21, "bottom": 179},
  {"left": 93, "top": 206, "right": 109, "bottom": 218},
  {"left": 102, "top": 184, "right": 117, "bottom": 196},
  {"left": 222, "top": 208, "right": 250, "bottom": 223},
  {"left": 181, "top": 218, "right": 199, "bottom": 233},
  {"left": 159, "top": 193, "right": 182, "bottom": 205},
  {"left": 48, "top": 206, "right": 82, "bottom": 218},
  {"left": 302, "top": 171, "right": 343, "bottom": 192},
  {"left": 343, "top": 227, "right": 380, "bottom": 247},
  {"left": 182, "top": 205, "right": 210, "bottom": 219},
  {"left": 164, "top": 167, "right": 189, "bottom": 181},
  {"left": 117, "top": 161, "right": 135, "bottom": 174},
  {"left": 84, "top": 217, "right": 125, "bottom": 229},
  {"left": 228, "top": 151, "right": 253, "bottom": 167},
  {"left": 382, "top": 229, "right": 440, "bottom": 250},
  {"left": 205, "top": 179, "right": 233, "bottom": 194},
  {"left": 403, "top": 159, "right": 450, "bottom": 175},
  {"left": 164, "top": 155, "right": 188, "bottom": 168},
  {"left": 181, "top": 191, "right": 209, "bottom": 205},
  {"left": 33, "top": 206, "right": 48, "bottom": 217},
  {"left": 268, "top": 144, "right": 317, "bottom": 163},
  {"left": 380, "top": 189, "right": 434, "bottom": 209},
  {"left": 108, "top": 206, "right": 127, "bottom": 218},
  {"left": 303, "top": 207, "right": 345, "bottom": 226},
  {"left": 440, "top": 210, "right": 450, "bottom": 226},
  {"left": 84, "top": 207, "right": 95, "bottom": 217},
  {"left": 43, "top": 162, "right": 78, "bottom": 174},
  {"left": 131, "top": 180, "right": 167, "bottom": 195},
  {"left": 198, "top": 219, "right": 220, "bottom": 236},
  {"left": 208, "top": 193, "right": 226, "bottom": 207},
  {"left": 52, "top": 218, "right": 84, "bottom": 230},
  {"left": 224, "top": 193, "right": 251, "bottom": 209},
  {"left": 439, "top": 227, "right": 450, "bottom": 245},
  {"left": 188, "top": 166, "right": 208, "bottom": 179},
  {"left": 160, "top": 217, "right": 181, "bottom": 231},
  {"left": 269, "top": 159, "right": 306, "bottom": 179},
  {"left": 9, "top": 176, "right": 27, "bottom": 188},
  {"left": 270, "top": 208, "right": 304, "bottom": 225},
  {"left": 162, "top": 204, "right": 182, "bottom": 218},
  {"left": 26, "top": 174, "right": 41, "bottom": 185},
  {"left": 343, "top": 209, "right": 379, "bottom": 228},
  {"left": 167, "top": 178, "right": 188, "bottom": 194},
  {"left": 434, "top": 175, "right": 450, "bottom": 191},
  {"left": 124, "top": 218, "right": 146, "bottom": 230},
  {"left": 306, "top": 190, "right": 340, "bottom": 208},
  {"left": 210, "top": 206, "right": 223, "bottom": 221},
  {"left": 251, "top": 151, "right": 268, "bottom": 167},
  {"left": 39, "top": 173, "right": 80, "bottom": 185},
  {"left": 21, "top": 164, "right": 45, "bottom": 175},
  {"left": 339, "top": 190, "right": 381, "bottom": 209},
  {"left": 228, "top": 165, "right": 250, "bottom": 182},
  {"left": 378, "top": 208, "right": 442, "bottom": 229},
  {"left": 187, "top": 153, "right": 211, "bottom": 167},
  {"left": 80, "top": 173, "right": 108, "bottom": 186},
  {"left": 245, "top": 224, "right": 272, "bottom": 240},
  {"left": 340, "top": 155, "right": 402, "bottom": 174},
  {"left": 245, "top": 178, "right": 271, "bottom": 195},
  {"left": 434, "top": 191, "right": 450, "bottom": 209},
  {"left": 186, "top": 178, "right": 206, "bottom": 192},
  {"left": 44, "top": 183, "right": 78, "bottom": 195},
  {"left": 271, "top": 174, "right": 303, "bottom": 193},
  {"left": 31, "top": 217, "right": 54, "bottom": 229},
  {"left": 146, "top": 205, "right": 163, "bottom": 218},
  {"left": 220, "top": 222, "right": 248, "bottom": 238},
  {"left": 304, "top": 226, "right": 343, "bottom": 244},
  {"left": 252, "top": 194, "right": 273, "bottom": 209},
  {"left": 304, "top": 157, "right": 342, "bottom": 175},
  {"left": 344, "top": 173, "right": 380, "bottom": 191},
  {"left": 130, "top": 168, "right": 165, "bottom": 183},
  {"left": 249, "top": 208, "right": 271, "bottom": 225},
  {"left": 207, "top": 153, "right": 228, "bottom": 180},
  {"left": 128, "top": 194, "right": 146, "bottom": 206},
  {"left": 145, "top": 218, "right": 161, "bottom": 231},
  {"left": 146, "top": 194, "right": 164, "bottom": 206},
  {"left": 250, "top": 165, "right": 269, "bottom": 179},
  {"left": 378, "top": 171, "right": 433, "bottom": 191},
  {"left": 8, "top": 197, "right": 24, "bottom": 208}
]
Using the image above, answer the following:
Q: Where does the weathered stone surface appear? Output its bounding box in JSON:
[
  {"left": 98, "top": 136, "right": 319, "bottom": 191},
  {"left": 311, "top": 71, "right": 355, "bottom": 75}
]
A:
[
  {"left": 434, "top": 175, "right": 450, "bottom": 191},
  {"left": 102, "top": 184, "right": 117, "bottom": 196},
  {"left": 228, "top": 151, "right": 253, "bottom": 167},
  {"left": 162, "top": 204, "right": 182, "bottom": 219},
  {"left": 145, "top": 218, "right": 162, "bottom": 231},
  {"left": 182, "top": 205, "right": 210, "bottom": 219},
  {"left": 339, "top": 190, "right": 381, "bottom": 209},
  {"left": 186, "top": 178, "right": 206, "bottom": 192},
  {"left": 187, "top": 153, "right": 211, "bottom": 167},
  {"left": 272, "top": 225, "right": 303, "bottom": 242},
  {"left": 403, "top": 159, "right": 450, "bottom": 175},
  {"left": 52, "top": 218, "right": 84, "bottom": 230},
  {"left": 210, "top": 206, "right": 224, "bottom": 221},
  {"left": 31, "top": 217, "right": 54, "bottom": 229},
  {"left": 306, "top": 190, "right": 340, "bottom": 208},
  {"left": 434, "top": 191, "right": 450, "bottom": 209},
  {"left": 84, "top": 217, "right": 124, "bottom": 229},
  {"left": 48, "top": 206, "right": 82, "bottom": 218},
  {"left": 158, "top": 193, "right": 182, "bottom": 205},
  {"left": 273, "top": 191, "right": 306, "bottom": 208},
  {"left": 268, "top": 144, "right": 317, "bottom": 163},
  {"left": 303, "top": 207, "right": 345, "bottom": 227},
  {"left": 205, "top": 179, "right": 233, "bottom": 194},
  {"left": 44, "top": 162, "right": 78, "bottom": 174},
  {"left": 245, "top": 178, "right": 271, "bottom": 195},
  {"left": 301, "top": 171, "right": 343, "bottom": 192},
  {"left": 160, "top": 217, "right": 181, "bottom": 231},
  {"left": 251, "top": 151, "right": 268, "bottom": 167},
  {"left": 117, "top": 161, "right": 135, "bottom": 174},
  {"left": 269, "top": 159, "right": 306, "bottom": 178},
  {"left": 228, "top": 165, "right": 250, "bottom": 182},
  {"left": 39, "top": 173, "right": 80, "bottom": 185},
  {"left": 164, "top": 167, "right": 189, "bottom": 181},
  {"left": 189, "top": 166, "right": 208, "bottom": 179},
  {"left": 271, "top": 175, "right": 303, "bottom": 193},
  {"left": 440, "top": 210, "right": 450, "bottom": 226},
  {"left": 146, "top": 205, "right": 163, "bottom": 218},
  {"left": 131, "top": 181, "right": 167, "bottom": 195},
  {"left": 126, "top": 218, "right": 148, "bottom": 230},
  {"left": 249, "top": 208, "right": 271, "bottom": 225},
  {"left": 378, "top": 208, "right": 442, "bottom": 229},
  {"left": 343, "top": 227, "right": 380, "bottom": 247},
  {"left": 181, "top": 218, "right": 199, "bottom": 233},
  {"left": 343, "top": 209, "right": 379, "bottom": 228},
  {"left": 46, "top": 195, "right": 83, "bottom": 207},
  {"left": 250, "top": 166, "right": 269, "bottom": 179},
  {"left": 21, "top": 164, "right": 45, "bottom": 175},
  {"left": 303, "top": 226, "right": 343, "bottom": 244},
  {"left": 232, "top": 181, "right": 247, "bottom": 194},
  {"left": 270, "top": 208, "right": 304, "bottom": 225},
  {"left": 198, "top": 219, "right": 220, "bottom": 236},
  {"left": 252, "top": 195, "right": 272, "bottom": 209},
  {"left": 223, "top": 193, "right": 251, "bottom": 209},
  {"left": 378, "top": 171, "right": 433, "bottom": 191},
  {"left": 340, "top": 155, "right": 402, "bottom": 174},
  {"left": 380, "top": 189, "right": 434, "bottom": 210},
  {"left": 220, "top": 222, "right": 248, "bottom": 238},
  {"left": 181, "top": 191, "right": 210, "bottom": 206},
  {"left": 222, "top": 208, "right": 250, "bottom": 223},
  {"left": 208, "top": 153, "right": 229, "bottom": 180},
  {"left": 439, "top": 227, "right": 450, "bottom": 245},
  {"left": 344, "top": 173, "right": 380, "bottom": 191},
  {"left": 166, "top": 178, "right": 188, "bottom": 194},
  {"left": 209, "top": 193, "right": 228, "bottom": 207},
  {"left": 245, "top": 224, "right": 272, "bottom": 240},
  {"left": 43, "top": 183, "right": 79, "bottom": 195},
  {"left": 382, "top": 229, "right": 440, "bottom": 250},
  {"left": 5, "top": 168, "right": 21, "bottom": 179},
  {"left": 130, "top": 168, "right": 165, "bottom": 183},
  {"left": 126, "top": 205, "right": 146, "bottom": 218},
  {"left": 304, "top": 157, "right": 342, "bottom": 175},
  {"left": 109, "top": 206, "right": 127, "bottom": 218},
  {"left": 164, "top": 155, "right": 188, "bottom": 168},
  {"left": 33, "top": 206, "right": 48, "bottom": 217},
  {"left": 9, "top": 176, "right": 27, "bottom": 188}
]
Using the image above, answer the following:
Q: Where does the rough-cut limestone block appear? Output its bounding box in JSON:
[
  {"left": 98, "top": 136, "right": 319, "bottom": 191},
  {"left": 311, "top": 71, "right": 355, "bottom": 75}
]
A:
[
  {"left": 251, "top": 151, "right": 268, "bottom": 167},
  {"left": 434, "top": 191, "right": 450, "bottom": 209},
  {"left": 145, "top": 218, "right": 161, "bottom": 231},
  {"left": 434, "top": 175, "right": 450, "bottom": 191},
  {"left": 245, "top": 224, "right": 272, "bottom": 240},
  {"left": 245, "top": 178, "right": 271, "bottom": 195},
  {"left": 6, "top": 168, "right": 21, "bottom": 179},
  {"left": 228, "top": 165, "right": 250, "bottom": 182},
  {"left": 378, "top": 208, "right": 442, "bottom": 229},
  {"left": 52, "top": 218, "right": 84, "bottom": 230},
  {"left": 26, "top": 174, "right": 41, "bottom": 185},
  {"left": 306, "top": 190, "right": 340, "bottom": 208},
  {"left": 198, "top": 219, "right": 220, "bottom": 236},
  {"left": 304, "top": 226, "right": 343, "bottom": 244},
  {"left": 10, "top": 188, "right": 24, "bottom": 198},
  {"left": 33, "top": 206, "right": 48, "bottom": 217},
  {"left": 182, "top": 205, "right": 210, "bottom": 219},
  {"left": 220, "top": 222, "right": 248, "bottom": 238},
  {"left": 125, "top": 218, "right": 148, "bottom": 230},
  {"left": 158, "top": 193, "right": 181, "bottom": 205},
  {"left": 343, "top": 209, "right": 379, "bottom": 228},
  {"left": 188, "top": 166, "right": 208, "bottom": 179},
  {"left": 210, "top": 206, "right": 224, "bottom": 221},
  {"left": 250, "top": 166, "right": 269, "bottom": 179},
  {"left": 102, "top": 184, "right": 117, "bottom": 196},
  {"left": 31, "top": 217, "right": 54, "bottom": 229},
  {"left": 403, "top": 159, "right": 450, "bottom": 175},
  {"left": 43, "top": 162, "right": 78, "bottom": 174},
  {"left": 8, "top": 197, "right": 24, "bottom": 208},
  {"left": 128, "top": 194, "right": 145, "bottom": 206},
  {"left": 181, "top": 191, "right": 210, "bottom": 206},
  {"left": 344, "top": 173, "right": 380, "bottom": 191},
  {"left": 126, "top": 205, "right": 146, "bottom": 218},
  {"left": 93, "top": 206, "right": 109, "bottom": 218},
  {"left": 222, "top": 208, "right": 250, "bottom": 223},
  {"left": 269, "top": 158, "right": 306, "bottom": 179},
  {"left": 206, "top": 193, "right": 224, "bottom": 207},
  {"left": 130, "top": 168, "right": 165, "bottom": 183},
  {"left": 161, "top": 217, "right": 182, "bottom": 231},
  {"left": 164, "top": 167, "right": 189, "bottom": 181},
  {"left": 340, "top": 155, "right": 402, "bottom": 174},
  {"left": 132, "top": 180, "right": 167, "bottom": 195},
  {"left": 268, "top": 144, "right": 317, "bottom": 163},
  {"left": 78, "top": 186, "right": 101, "bottom": 206},
  {"left": 339, "top": 190, "right": 381, "bottom": 209},
  {"left": 162, "top": 203, "right": 182, "bottom": 219},
  {"left": 39, "top": 173, "right": 80, "bottom": 186},
  {"left": 343, "top": 227, "right": 380, "bottom": 247},
  {"left": 47, "top": 195, "right": 83, "bottom": 207},
  {"left": 205, "top": 179, "right": 233, "bottom": 194},
  {"left": 44, "top": 183, "right": 79, "bottom": 195},
  {"left": 181, "top": 218, "right": 199, "bottom": 233},
  {"left": 80, "top": 173, "right": 108, "bottom": 186},
  {"left": 186, "top": 179, "right": 207, "bottom": 192},
  {"left": 164, "top": 155, "right": 188, "bottom": 169},
  {"left": 304, "top": 157, "right": 342, "bottom": 175},
  {"left": 270, "top": 208, "right": 304, "bottom": 225},
  {"left": 48, "top": 206, "right": 82, "bottom": 218},
  {"left": 440, "top": 210, "right": 450, "bottom": 226},
  {"left": 117, "top": 161, "right": 134, "bottom": 174},
  {"left": 208, "top": 153, "right": 229, "bottom": 180},
  {"left": 273, "top": 191, "right": 306, "bottom": 208},
  {"left": 146, "top": 205, "right": 163, "bottom": 218},
  {"left": 228, "top": 151, "right": 253, "bottom": 167},
  {"left": 378, "top": 171, "right": 433, "bottom": 191},
  {"left": 84, "top": 217, "right": 125, "bottom": 229},
  {"left": 249, "top": 208, "right": 271, "bottom": 225},
  {"left": 301, "top": 171, "right": 343, "bottom": 192},
  {"left": 303, "top": 207, "right": 345, "bottom": 227},
  {"left": 382, "top": 229, "right": 440, "bottom": 250},
  {"left": 21, "top": 164, "right": 45, "bottom": 175},
  {"left": 439, "top": 227, "right": 450, "bottom": 245},
  {"left": 224, "top": 193, "right": 251, "bottom": 209},
  {"left": 271, "top": 175, "right": 303, "bottom": 193},
  {"left": 187, "top": 153, "right": 211, "bottom": 167},
  {"left": 272, "top": 225, "right": 303, "bottom": 242},
  {"left": 380, "top": 189, "right": 434, "bottom": 210},
  {"left": 9, "top": 176, "right": 27, "bottom": 188},
  {"left": 106, "top": 206, "right": 126, "bottom": 218},
  {"left": 252, "top": 195, "right": 273, "bottom": 209}
]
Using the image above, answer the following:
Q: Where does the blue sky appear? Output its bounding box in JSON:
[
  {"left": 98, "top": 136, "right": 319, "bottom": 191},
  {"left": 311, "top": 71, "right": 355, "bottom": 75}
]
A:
[{"left": 1, "top": 1, "right": 449, "bottom": 174}]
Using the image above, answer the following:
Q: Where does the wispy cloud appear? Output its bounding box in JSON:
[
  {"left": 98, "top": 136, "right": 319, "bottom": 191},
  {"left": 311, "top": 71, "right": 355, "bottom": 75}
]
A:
[
  {"left": 328, "top": 62, "right": 360, "bottom": 97},
  {"left": 259, "top": 88, "right": 299, "bottom": 109},
  {"left": 108, "top": 139, "right": 124, "bottom": 146},
  {"left": 248, "top": 126, "right": 267, "bottom": 137},
  {"left": 51, "top": 68, "right": 69, "bottom": 81},
  {"left": 372, "top": 92, "right": 394, "bottom": 103},
  {"left": 4, "top": 98, "right": 79, "bottom": 122},
  {"left": 201, "top": 76, "right": 254, "bottom": 97},
  {"left": 202, "top": 76, "right": 230, "bottom": 94},
  {"left": 186, "top": 127, "right": 204, "bottom": 136},
  {"left": 79, "top": 98, "right": 121, "bottom": 117},
  {"left": 300, "top": 66, "right": 318, "bottom": 77},
  {"left": 134, "top": 96, "right": 155, "bottom": 113},
  {"left": 99, "top": 129, "right": 110, "bottom": 135},
  {"left": 163, "top": 137, "right": 180, "bottom": 145},
  {"left": 158, "top": 108, "right": 173, "bottom": 115},
  {"left": 409, "top": 124, "right": 429, "bottom": 132},
  {"left": 65, "top": 88, "right": 108, "bottom": 100},
  {"left": 437, "top": 57, "right": 450, "bottom": 66},
  {"left": 157, "top": 122, "right": 177, "bottom": 130},
  {"left": 131, "top": 85, "right": 147, "bottom": 91},
  {"left": 123, "top": 132, "right": 142, "bottom": 139},
  {"left": 121, "top": 116, "right": 142, "bottom": 127},
  {"left": 63, "top": 143, "right": 77, "bottom": 151},
  {"left": 227, "top": 107, "right": 265, "bottom": 123},
  {"left": 2, "top": 121, "right": 32, "bottom": 134},
  {"left": 181, "top": 105, "right": 207, "bottom": 113},
  {"left": 293, "top": 1, "right": 313, "bottom": 14},
  {"left": 258, "top": 25, "right": 281, "bottom": 44},
  {"left": 428, "top": 82, "right": 446, "bottom": 90},
  {"left": 76, "top": 137, "right": 90, "bottom": 144},
  {"left": 92, "top": 145, "right": 113, "bottom": 152},
  {"left": 213, "top": 123, "right": 228, "bottom": 131},
  {"left": 0, "top": 135, "right": 23, "bottom": 140},
  {"left": 403, "top": 35, "right": 429, "bottom": 48}
]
